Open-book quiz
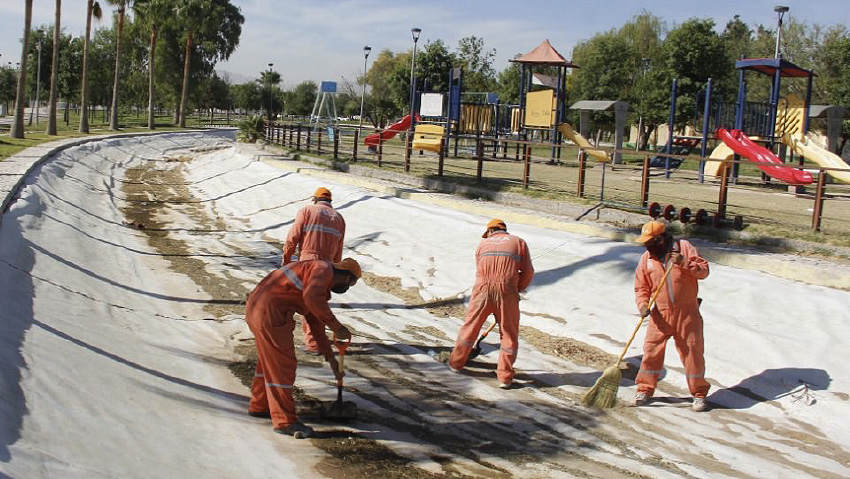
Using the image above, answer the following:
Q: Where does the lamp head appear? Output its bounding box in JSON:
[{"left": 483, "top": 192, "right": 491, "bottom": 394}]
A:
[
  {"left": 411, "top": 27, "right": 422, "bottom": 42},
  {"left": 774, "top": 5, "right": 789, "bottom": 13},
  {"left": 364, "top": 45, "right": 372, "bottom": 58}
]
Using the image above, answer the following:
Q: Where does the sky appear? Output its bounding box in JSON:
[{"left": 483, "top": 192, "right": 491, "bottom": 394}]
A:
[
  {"left": 2, "top": 130, "right": 850, "bottom": 477},
  {"left": 0, "top": 0, "right": 849, "bottom": 88}
]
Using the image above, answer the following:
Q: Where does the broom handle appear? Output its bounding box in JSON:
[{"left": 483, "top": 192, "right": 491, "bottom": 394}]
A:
[{"left": 615, "top": 261, "right": 674, "bottom": 364}]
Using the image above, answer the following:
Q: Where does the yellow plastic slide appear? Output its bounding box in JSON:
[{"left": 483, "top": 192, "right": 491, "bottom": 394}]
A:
[
  {"left": 557, "top": 123, "right": 610, "bottom": 161},
  {"left": 704, "top": 142, "right": 734, "bottom": 178},
  {"left": 783, "top": 133, "right": 850, "bottom": 184}
]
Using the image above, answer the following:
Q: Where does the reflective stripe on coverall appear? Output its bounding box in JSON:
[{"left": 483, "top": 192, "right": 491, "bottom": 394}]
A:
[
  {"left": 246, "top": 260, "right": 344, "bottom": 429},
  {"left": 449, "top": 232, "right": 534, "bottom": 383},
  {"left": 282, "top": 202, "right": 345, "bottom": 352},
  {"left": 634, "top": 239, "right": 710, "bottom": 398}
]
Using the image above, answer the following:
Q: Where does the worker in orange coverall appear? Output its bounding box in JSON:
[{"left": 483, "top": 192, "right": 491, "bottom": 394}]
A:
[
  {"left": 246, "top": 258, "right": 361, "bottom": 437},
  {"left": 448, "top": 219, "right": 534, "bottom": 389},
  {"left": 281, "top": 187, "right": 346, "bottom": 355},
  {"left": 633, "top": 221, "right": 710, "bottom": 412}
]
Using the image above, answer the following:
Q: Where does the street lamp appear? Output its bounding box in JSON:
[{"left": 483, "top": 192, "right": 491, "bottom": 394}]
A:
[
  {"left": 267, "top": 62, "right": 274, "bottom": 123},
  {"left": 358, "top": 45, "right": 372, "bottom": 137},
  {"left": 409, "top": 27, "right": 421, "bottom": 123},
  {"left": 774, "top": 5, "right": 789, "bottom": 59}
]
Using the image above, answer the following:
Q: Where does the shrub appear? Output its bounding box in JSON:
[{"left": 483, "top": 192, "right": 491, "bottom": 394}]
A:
[{"left": 237, "top": 116, "right": 265, "bottom": 143}]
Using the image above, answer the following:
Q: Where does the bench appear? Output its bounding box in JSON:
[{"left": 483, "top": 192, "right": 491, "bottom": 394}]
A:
[{"left": 412, "top": 124, "right": 445, "bottom": 154}]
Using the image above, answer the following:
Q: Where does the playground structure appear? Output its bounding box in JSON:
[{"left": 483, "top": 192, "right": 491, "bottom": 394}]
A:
[
  {"left": 253, "top": 39, "right": 849, "bottom": 235},
  {"left": 664, "top": 57, "right": 850, "bottom": 186}
]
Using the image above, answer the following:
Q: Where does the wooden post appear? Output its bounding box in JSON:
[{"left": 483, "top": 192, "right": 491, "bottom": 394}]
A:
[
  {"left": 717, "top": 164, "right": 730, "bottom": 218},
  {"left": 296, "top": 124, "right": 302, "bottom": 150},
  {"left": 352, "top": 130, "right": 359, "bottom": 161},
  {"left": 812, "top": 171, "right": 827, "bottom": 232},
  {"left": 523, "top": 143, "right": 531, "bottom": 189},
  {"left": 307, "top": 129, "right": 313, "bottom": 153},
  {"left": 333, "top": 127, "right": 339, "bottom": 160},
  {"left": 404, "top": 132, "right": 411, "bottom": 172},
  {"left": 476, "top": 137, "right": 484, "bottom": 181},
  {"left": 317, "top": 128, "right": 322, "bottom": 154},
  {"left": 377, "top": 131, "right": 383, "bottom": 167},
  {"left": 577, "top": 150, "right": 587, "bottom": 198},
  {"left": 640, "top": 154, "right": 651, "bottom": 207},
  {"left": 437, "top": 143, "right": 445, "bottom": 177}
]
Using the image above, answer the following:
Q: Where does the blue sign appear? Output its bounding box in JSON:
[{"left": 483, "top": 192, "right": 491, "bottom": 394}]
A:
[{"left": 320, "top": 81, "right": 337, "bottom": 93}]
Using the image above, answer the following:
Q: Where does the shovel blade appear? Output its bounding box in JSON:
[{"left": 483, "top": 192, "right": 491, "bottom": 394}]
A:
[{"left": 321, "top": 400, "right": 358, "bottom": 421}]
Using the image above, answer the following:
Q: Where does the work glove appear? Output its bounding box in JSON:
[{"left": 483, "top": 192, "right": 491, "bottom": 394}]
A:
[
  {"left": 640, "top": 304, "right": 651, "bottom": 317},
  {"left": 334, "top": 325, "right": 351, "bottom": 341}
]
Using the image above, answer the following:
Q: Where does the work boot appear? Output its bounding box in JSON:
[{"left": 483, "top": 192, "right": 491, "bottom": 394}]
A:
[
  {"left": 498, "top": 381, "right": 512, "bottom": 390},
  {"left": 301, "top": 346, "right": 321, "bottom": 356},
  {"left": 692, "top": 397, "right": 707, "bottom": 412},
  {"left": 248, "top": 410, "right": 271, "bottom": 418},
  {"left": 274, "top": 422, "right": 313, "bottom": 439},
  {"left": 633, "top": 392, "right": 651, "bottom": 406}
]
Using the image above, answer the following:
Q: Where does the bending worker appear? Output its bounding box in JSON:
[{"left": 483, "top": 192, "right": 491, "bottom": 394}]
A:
[
  {"left": 246, "top": 258, "right": 361, "bottom": 437},
  {"left": 282, "top": 186, "right": 346, "bottom": 355},
  {"left": 633, "top": 221, "right": 710, "bottom": 412},
  {"left": 449, "top": 219, "right": 534, "bottom": 389}
]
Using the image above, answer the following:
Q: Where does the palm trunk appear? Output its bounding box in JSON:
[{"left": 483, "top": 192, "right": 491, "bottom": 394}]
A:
[
  {"left": 109, "top": 5, "right": 125, "bottom": 130},
  {"left": 79, "top": 0, "right": 93, "bottom": 133},
  {"left": 10, "top": 1, "right": 33, "bottom": 139},
  {"left": 46, "top": 0, "right": 61, "bottom": 135},
  {"left": 147, "top": 24, "right": 158, "bottom": 129},
  {"left": 178, "top": 30, "right": 192, "bottom": 128}
]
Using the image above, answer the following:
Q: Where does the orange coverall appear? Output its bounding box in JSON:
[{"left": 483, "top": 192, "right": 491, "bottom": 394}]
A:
[
  {"left": 246, "top": 260, "right": 344, "bottom": 430},
  {"left": 282, "top": 202, "right": 345, "bottom": 352},
  {"left": 449, "top": 231, "right": 534, "bottom": 384},
  {"left": 634, "top": 239, "right": 710, "bottom": 398}
]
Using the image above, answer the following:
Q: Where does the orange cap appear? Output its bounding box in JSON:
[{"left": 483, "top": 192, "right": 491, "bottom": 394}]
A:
[
  {"left": 482, "top": 218, "right": 507, "bottom": 238},
  {"left": 333, "top": 257, "right": 362, "bottom": 278},
  {"left": 313, "top": 187, "right": 332, "bottom": 200},
  {"left": 636, "top": 221, "right": 665, "bottom": 244}
]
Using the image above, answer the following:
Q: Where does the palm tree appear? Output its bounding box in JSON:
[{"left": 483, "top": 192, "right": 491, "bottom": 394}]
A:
[
  {"left": 46, "top": 0, "right": 62, "bottom": 135},
  {"left": 107, "top": 0, "right": 130, "bottom": 130},
  {"left": 10, "top": 0, "right": 33, "bottom": 139},
  {"left": 134, "top": 0, "right": 171, "bottom": 129},
  {"left": 79, "top": 0, "right": 102, "bottom": 133}
]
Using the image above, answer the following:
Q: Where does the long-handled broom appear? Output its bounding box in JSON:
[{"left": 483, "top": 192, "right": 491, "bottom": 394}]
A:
[
  {"left": 467, "top": 321, "right": 498, "bottom": 361},
  {"left": 581, "top": 261, "right": 674, "bottom": 408}
]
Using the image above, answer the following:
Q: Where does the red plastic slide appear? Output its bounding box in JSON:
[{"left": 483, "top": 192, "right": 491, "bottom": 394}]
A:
[
  {"left": 364, "top": 114, "right": 413, "bottom": 148},
  {"left": 716, "top": 128, "right": 812, "bottom": 185}
]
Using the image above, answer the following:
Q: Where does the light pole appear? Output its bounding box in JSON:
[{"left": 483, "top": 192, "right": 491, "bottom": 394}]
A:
[
  {"left": 408, "top": 28, "right": 421, "bottom": 124},
  {"left": 358, "top": 45, "right": 372, "bottom": 136},
  {"left": 267, "top": 62, "right": 274, "bottom": 123},
  {"left": 774, "top": 5, "right": 789, "bottom": 59}
]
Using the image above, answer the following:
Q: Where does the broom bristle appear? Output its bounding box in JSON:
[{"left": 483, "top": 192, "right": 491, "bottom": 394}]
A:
[{"left": 581, "top": 365, "right": 622, "bottom": 408}]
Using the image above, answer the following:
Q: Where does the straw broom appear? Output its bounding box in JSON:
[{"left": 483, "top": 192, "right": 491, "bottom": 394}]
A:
[{"left": 581, "top": 262, "right": 674, "bottom": 408}]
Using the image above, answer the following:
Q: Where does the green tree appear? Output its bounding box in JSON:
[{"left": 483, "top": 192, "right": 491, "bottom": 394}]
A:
[
  {"left": 10, "top": 0, "right": 33, "bottom": 139},
  {"left": 175, "top": 0, "right": 243, "bottom": 127},
  {"left": 79, "top": 0, "right": 102, "bottom": 133},
  {"left": 46, "top": 0, "right": 62, "bottom": 135},
  {"left": 455, "top": 35, "right": 496, "bottom": 92},
  {"left": 416, "top": 39, "right": 455, "bottom": 93},
  {"left": 230, "top": 81, "right": 262, "bottom": 113},
  {"left": 817, "top": 25, "right": 850, "bottom": 151},
  {"left": 286, "top": 81, "right": 317, "bottom": 116},
  {"left": 105, "top": 0, "right": 130, "bottom": 130},
  {"left": 662, "top": 18, "right": 729, "bottom": 126},
  {"left": 364, "top": 49, "right": 409, "bottom": 125},
  {"left": 134, "top": 0, "right": 174, "bottom": 128},
  {"left": 494, "top": 57, "right": 521, "bottom": 105}
]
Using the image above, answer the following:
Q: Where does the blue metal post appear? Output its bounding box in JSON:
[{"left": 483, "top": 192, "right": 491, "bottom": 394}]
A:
[
  {"left": 699, "top": 78, "right": 713, "bottom": 183},
  {"left": 664, "top": 79, "right": 677, "bottom": 179}
]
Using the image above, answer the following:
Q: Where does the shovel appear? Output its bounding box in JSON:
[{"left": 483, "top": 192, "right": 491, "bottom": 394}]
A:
[
  {"left": 321, "top": 334, "right": 358, "bottom": 421},
  {"left": 467, "top": 321, "right": 498, "bottom": 361}
]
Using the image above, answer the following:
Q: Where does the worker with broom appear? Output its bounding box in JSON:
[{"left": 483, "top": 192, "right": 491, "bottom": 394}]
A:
[
  {"left": 633, "top": 221, "right": 710, "bottom": 411},
  {"left": 448, "top": 219, "right": 534, "bottom": 389},
  {"left": 282, "top": 186, "right": 346, "bottom": 355},
  {"left": 246, "top": 258, "right": 361, "bottom": 437}
]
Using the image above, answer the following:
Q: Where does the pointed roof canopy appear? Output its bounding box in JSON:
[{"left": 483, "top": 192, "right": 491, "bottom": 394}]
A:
[{"left": 511, "top": 39, "right": 579, "bottom": 68}]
